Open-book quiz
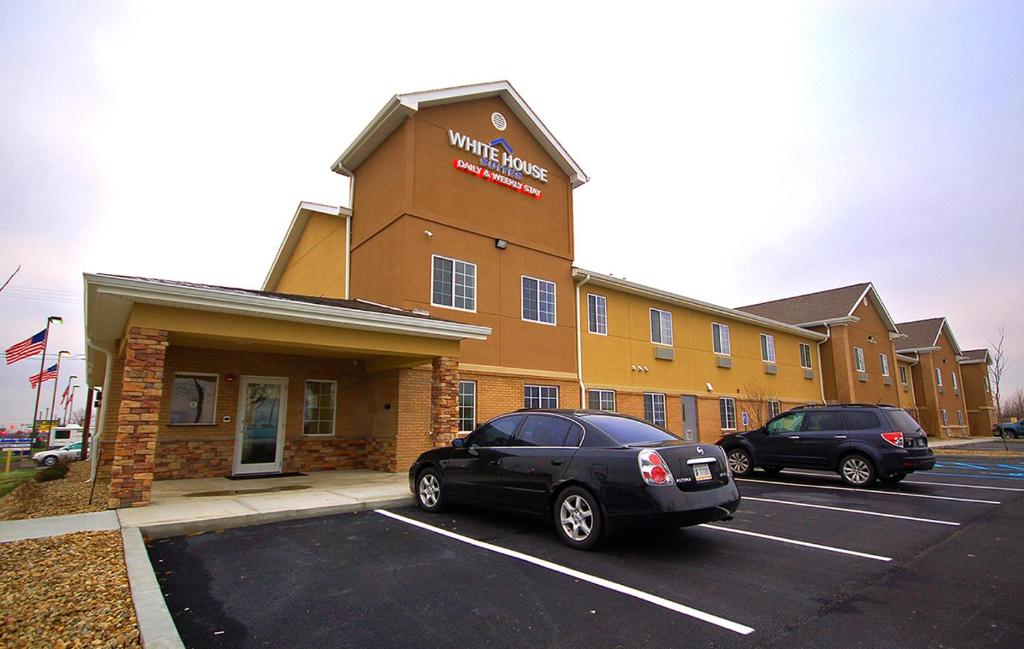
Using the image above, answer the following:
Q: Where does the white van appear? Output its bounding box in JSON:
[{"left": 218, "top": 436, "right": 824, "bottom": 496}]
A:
[{"left": 48, "top": 425, "right": 83, "bottom": 449}]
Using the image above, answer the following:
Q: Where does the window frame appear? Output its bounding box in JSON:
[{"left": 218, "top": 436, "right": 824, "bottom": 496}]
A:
[
  {"left": 941, "top": 408, "right": 949, "bottom": 425},
  {"left": 587, "top": 293, "right": 608, "bottom": 335},
  {"left": 720, "top": 397, "right": 737, "bottom": 431},
  {"left": 430, "top": 254, "right": 477, "bottom": 313},
  {"left": 303, "top": 379, "right": 337, "bottom": 437},
  {"left": 854, "top": 346, "right": 866, "bottom": 372},
  {"left": 956, "top": 410, "right": 964, "bottom": 426},
  {"left": 935, "top": 367, "right": 943, "bottom": 387},
  {"left": 712, "top": 322, "right": 731, "bottom": 356},
  {"left": 650, "top": 308, "right": 674, "bottom": 346},
  {"left": 169, "top": 372, "right": 219, "bottom": 426},
  {"left": 879, "top": 353, "right": 890, "bottom": 377},
  {"left": 458, "top": 380, "right": 477, "bottom": 433},
  {"left": 799, "top": 343, "right": 812, "bottom": 369},
  {"left": 768, "top": 399, "right": 782, "bottom": 419},
  {"left": 760, "top": 333, "right": 776, "bottom": 363},
  {"left": 900, "top": 365, "right": 908, "bottom": 384},
  {"left": 951, "top": 371, "right": 959, "bottom": 390},
  {"left": 524, "top": 384, "right": 559, "bottom": 409},
  {"left": 521, "top": 275, "right": 557, "bottom": 326},
  {"left": 587, "top": 389, "right": 616, "bottom": 412},
  {"left": 515, "top": 414, "right": 585, "bottom": 448},
  {"left": 643, "top": 392, "right": 667, "bottom": 428}
]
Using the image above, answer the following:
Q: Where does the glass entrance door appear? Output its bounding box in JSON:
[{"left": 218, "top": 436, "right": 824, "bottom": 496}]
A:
[{"left": 233, "top": 377, "right": 288, "bottom": 475}]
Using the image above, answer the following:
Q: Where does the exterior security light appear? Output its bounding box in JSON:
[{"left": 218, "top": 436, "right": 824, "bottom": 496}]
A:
[{"left": 495, "top": 238, "right": 508, "bottom": 249}]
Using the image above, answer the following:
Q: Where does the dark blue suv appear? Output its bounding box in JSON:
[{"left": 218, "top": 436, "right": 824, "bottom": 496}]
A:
[{"left": 717, "top": 405, "right": 936, "bottom": 487}]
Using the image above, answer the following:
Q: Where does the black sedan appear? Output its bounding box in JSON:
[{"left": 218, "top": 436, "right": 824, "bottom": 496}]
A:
[{"left": 408, "top": 409, "right": 741, "bottom": 550}]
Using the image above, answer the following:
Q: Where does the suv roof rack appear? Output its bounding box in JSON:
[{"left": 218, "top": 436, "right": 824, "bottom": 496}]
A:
[{"left": 796, "top": 403, "right": 898, "bottom": 409}]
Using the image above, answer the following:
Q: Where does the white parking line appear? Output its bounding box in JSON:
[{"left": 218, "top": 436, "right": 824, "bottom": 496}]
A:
[
  {"left": 738, "top": 478, "right": 1000, "bottom": 504},
  {"left": 742, "top": 496, "right": 960, "bottom": 526},
  {"left": 781, "top": 470, "right": 1024, "bottom": 492},
  {"left": 699, "top": 524, "right": 892, "bottom": 561},
  {"left": 375, "top": 509, "right": 754, "bottom": 635}
]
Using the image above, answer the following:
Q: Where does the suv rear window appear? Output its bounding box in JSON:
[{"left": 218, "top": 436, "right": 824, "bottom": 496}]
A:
[
  {"left": 884, "top": 409, "right": 924, "bottom": 435},
  {"left": 584, "top": 415, "right": 679, "bottom": 445},
  {"left": 845, "top": 411, "right": 882, "bottom": 430}
]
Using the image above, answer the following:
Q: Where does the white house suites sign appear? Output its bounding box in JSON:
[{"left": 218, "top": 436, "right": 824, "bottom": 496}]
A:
[{"left": 448, "top": 129, "right": 548, "bottom": 199}]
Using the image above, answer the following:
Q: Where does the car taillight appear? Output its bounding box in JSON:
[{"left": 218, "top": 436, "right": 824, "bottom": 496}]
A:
[
  {"left": 638, "top": 449, "right": 675, "bottom": 486},
  {"left": 880, "top": 432, "right": 904, "bottom": 448}
]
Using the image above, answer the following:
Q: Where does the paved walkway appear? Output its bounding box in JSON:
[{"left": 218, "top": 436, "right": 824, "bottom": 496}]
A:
[{"left": 929, "top": 436, "right": 996, "bottom": 448}]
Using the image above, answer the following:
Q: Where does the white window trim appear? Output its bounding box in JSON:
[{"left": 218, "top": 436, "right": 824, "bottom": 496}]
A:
[
  {"left": 524, "top": 384, "right": 559, "bottom": 408},
  {"left": 302, "top": 379, "right": 337, "bottom": 437},
  {"left": 430, "top": 254, "right": 478, "bottom": 314},
  {"left": 650, "top": 308, "right": 674, "bottom": 346},
  {"left": 587, "top": 293, "right": 608, "bottom": 336},
  {"left": 951, "top": 371, "right": 958, "bottom": 389},
  {"left": 900, "top": 365, "right": 908, "bottom": 384},
  {"left": 643, "top": 392, "right": 667, "bottom": 427},
  {"left": 720, "top": 397, "right": 737, "bottom": 431},
  {"left": 879, "top": 353, "right": 890, "bottom": 377},
  {"left": 768, "top": 399, "right": 782, "bottom": 419},
  {"left": 799, "top": 343, "right": 812, "bottom": 370},
  {"left": 168, "top": 372, "right": 219, "bottom": 426},
  {"left": 854, "top": 346, "right": 866, "bottom": 373},
  {"left": 712, "top": 322, "right": 731, "bottom": 356},
  {"left": 521, "top": 275, "right": 557, "bottom": 326},
  {"left": 588, "top": 389, "right": 616, "bottom": 411},
  {"left": 760, "top": 333, "right": 776, "bottom": 363},
  {"left": 941, "top": 408, "right": 949, "bottom": 425},
  {"left": 458, "top": 380, "right": 477, "bottom": 433},
  {"left": 935, "top": 367, "right": 943, "bottom": 387}
]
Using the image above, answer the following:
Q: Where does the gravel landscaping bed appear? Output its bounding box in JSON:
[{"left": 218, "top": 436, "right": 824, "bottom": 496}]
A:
[
  {"left": 0, "top": 530, "right": 141, "bottom": 648},
  {"left": 0, "top": 462, "right": 108, "bottom": 522}
]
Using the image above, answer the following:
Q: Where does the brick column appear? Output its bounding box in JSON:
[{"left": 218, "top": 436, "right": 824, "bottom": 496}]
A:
[
  {"left": 430, "top": 356, "right": 459, "bottom": 447},
  {"left": 108, "top": 327, "right": 168, "bottom": 509}
]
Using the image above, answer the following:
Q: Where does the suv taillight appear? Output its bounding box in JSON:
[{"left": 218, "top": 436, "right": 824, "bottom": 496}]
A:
[
  {"left": 638, "top": 449, "right": 675, "bottom": 486},
  {"left": 881, "top": 432, "right": 904, "bottom": 448}
]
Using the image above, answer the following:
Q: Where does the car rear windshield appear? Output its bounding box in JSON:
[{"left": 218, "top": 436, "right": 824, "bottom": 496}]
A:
[
  {"left": 884, "top": 409, "right": 924, "bottom": 435},
  {"left": 583, "top": 415, "right": 679, "bottom": 445}
]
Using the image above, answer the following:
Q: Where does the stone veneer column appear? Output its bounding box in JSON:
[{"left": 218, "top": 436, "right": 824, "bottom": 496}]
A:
[
  {"left": 108, "top": 327, "right": 168, "bottom": 509},
  {"left": 430, "top": 356, "right": 459, "bottom": 447}
]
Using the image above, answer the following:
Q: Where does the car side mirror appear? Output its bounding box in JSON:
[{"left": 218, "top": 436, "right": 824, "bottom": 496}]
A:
[{"left": 451, "top": 438, "right": 465, "bottom": 449}]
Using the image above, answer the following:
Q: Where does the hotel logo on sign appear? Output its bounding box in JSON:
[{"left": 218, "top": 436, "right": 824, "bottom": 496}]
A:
[{"left": 448, "top": 129, "right": 547, "bottom": 199}]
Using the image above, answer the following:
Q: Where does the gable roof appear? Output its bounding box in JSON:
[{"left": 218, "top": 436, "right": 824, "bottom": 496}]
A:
[
  {"left": 331, "top": 81, "right": 589, "bottom": 188},
  {"left": 895, "top": 317, "right": 963, "bottom": 356},
  {"left": 263, "top": 201, "right": 349, "bottom": 292},
  {"left": 959, "top": 348, "right": 991, "bottom": 365},
  {"left": 737, "top": 282, "right": 898, "bottom": 333}
]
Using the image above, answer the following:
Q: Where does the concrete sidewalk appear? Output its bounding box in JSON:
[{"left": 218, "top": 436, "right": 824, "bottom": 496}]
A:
[
  {"left": 929, "top": 436, "right": 999, "bottom": 448},
  {"left": 117, "top": 469, "right": 414, "bottom": 538}
]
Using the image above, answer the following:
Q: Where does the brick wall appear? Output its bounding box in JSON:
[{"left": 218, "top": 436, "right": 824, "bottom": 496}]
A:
[{"left": 459, "top": 369, "right": 581, "bottom": 427}]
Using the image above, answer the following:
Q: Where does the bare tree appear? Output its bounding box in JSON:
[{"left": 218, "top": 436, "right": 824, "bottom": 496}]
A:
[
  {"left": 71, "top": 407, "right": 86, "bottom": 425},
  {"left": 742, "top": 382, "right": 774, "bottom": 429},
  {"left": 1003, "top": 388, "right": 1024, "bottom": 421},
  {"left": 990, "top": 327, "right": 1007, "bottom": 419}
]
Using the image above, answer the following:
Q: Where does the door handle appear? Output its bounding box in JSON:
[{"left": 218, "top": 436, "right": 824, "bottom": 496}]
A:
[
  {"left": 787, "top": 435, "right": 800, "bottom": 440},
  {"left": 487, "top": 460, "right": 499, "bottom": 466},
  {"left": 550, "top": 459, "right": 564, "bottom": 466},
  {"left": 834, "top": 435, "right": 848, "bottom": 439}
]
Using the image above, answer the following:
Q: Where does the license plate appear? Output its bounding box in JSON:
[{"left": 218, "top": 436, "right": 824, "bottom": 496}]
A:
[{"left": 693, "top": 463, "right": 713, "bottom": 481}]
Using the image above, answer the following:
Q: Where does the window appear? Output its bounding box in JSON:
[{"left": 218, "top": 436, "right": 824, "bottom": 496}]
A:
[
  {"left": 431, "top": 255, "right": 476, "bottom": 311},
  {"left": 712, "top": 323, "right": 731, "bottom": 355},
  {"left": 517, "top": 415, "right": 580, "bottom": 447},
  {"left": 935, "top": 367, "right": 943, "bottom": 387},
  {"left": 956, "top": 410, "right": 965, "bottom": 426},
  {"left": 587, "top": 294, "right": 607, "bottom": 335},
  {"left": 719, "top": 397, "right": 737, "bottom": 430},
  {"left": 766, "top": 412, "right": 804, "bottom": 433},
  {"left": 458, "top": 381, "right": 476, "bottom": 432},
  {"left": 643, "top": 393, "right": 667, "bottom": 427},
  {"left": 941, "top": 409, "right": 949, "bottom": 425},
  {"left": 879, "top": 353, "right": 890, "bottom": 377},
  {"left": 846, "top": 411, "right": 882, "bottom": 430},
  {"left": 467, "top": 415, "right": 522, "bottom": 447},
  {"left": 768, "top": 400, "right": 782, "bottom": 419},
  {"left": 799, "top": 343, "right": 813, "bottom": 369},
  {"left": 170, "top": 373, "right": 218, "bottom": 425},
  {"left": 584, "top": 415, "right": 678, "bottom": 445},
  {"left": 803, "top": 411, "right": 846, "bottom": 432},
  {"left": 54, "top": 429, "right": 70, "bottom": 440},
  {"left": 524, "top": 385, "right": 558, "bottom": 409},
  {"left": 303, "top": 380, "right": 337, "bottom": 435},
  {"left": 587, "top": 389, "right": 616, "bottom": 411},
  {"left": 854, "top": 347, "right": 866, "bottom": 372},
  {"left": 522, "top": 276, "right": 556, "bottom": 324},
  {"left": 900, "top": 365, "right": 908, "bottom": 384},
  {"left": 650, "top": 308, "right": 673, "bottom": 345},
  {"left": 760, "top": 334, "right": 776, "bottom": 363},
  {"left": 951, "top": 371, "right": 959, "bottom": 390}
]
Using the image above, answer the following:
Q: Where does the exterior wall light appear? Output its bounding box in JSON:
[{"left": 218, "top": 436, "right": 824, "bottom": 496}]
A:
[{"left": 495, "top": 238, "right": 508, "bottom": 249}]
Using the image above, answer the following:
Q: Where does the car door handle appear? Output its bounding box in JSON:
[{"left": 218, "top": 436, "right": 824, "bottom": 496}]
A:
[
  {"left": 787, "top": 435, "right": 800, "bottom": 440},
  {"left": 550, "top": 459, "right": 564, "bottom": 466},
  {"left": 834, "top": 435, "right": 848, "bottom": 439},
  {"left": 487, "top": 460, "right": 499, "bottom": 466}
]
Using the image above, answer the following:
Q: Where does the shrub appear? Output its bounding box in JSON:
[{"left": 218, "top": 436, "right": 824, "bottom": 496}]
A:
[{"left": 35, "top": 464, "right": 70, "bottom": 483}]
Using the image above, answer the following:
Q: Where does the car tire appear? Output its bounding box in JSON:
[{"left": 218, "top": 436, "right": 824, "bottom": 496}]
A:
[
  {"left": 838, "top": 454, "right": 877, "bottom": 487},
  {"left": 415, "top": 467, "right": 447, "bottom": 513},
  {"left": 554, "top": 486, "right": 602, "bottom": 551},
  {"left": 880, "top": 471, "right": 907, "bottom": 484},
  {"left": 726, "top": 448, "right": 754, "bottom": 477},
  {"left": 761, "top": 465, "right": 783, "bottom": 475},
  {"left": 41, "top": 455, "right": 58, "bottom": 467}
]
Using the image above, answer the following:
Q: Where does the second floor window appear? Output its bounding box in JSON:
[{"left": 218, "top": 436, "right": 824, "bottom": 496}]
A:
[
  {"left": 799, "top": 343, "right": 813, "bottom": 369},
  {"left": 522, "top": 276, "right": 556, "bottom": 324},
  {"left": 587, "top": 294, "right": 607, "bottom": 335},
  {"left": 951, "top": 371, "right": 959, "bottom": 390},
  {"left": 879, "top": 353, "right": 890, "bottom": 377},
  {"left": 650, "top": 308, "right": 673, "bottom": 345},
  {"left": 760, "top": 334, "right": 776, "bottom": 363},
  {"left": 432, "top": 255, "right": 476, "bottom": 311},
  {"left": 935, "top": 367, "right": 943, "bottom": 387},
  {"left": 854, "top": 346, "right": 866, "bottom": 372},
  {"left": 712, "top": 323, "right": 731, "bottom": 355}
]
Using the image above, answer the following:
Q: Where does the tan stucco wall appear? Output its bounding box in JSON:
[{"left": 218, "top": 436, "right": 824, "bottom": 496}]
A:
[{"left": 273, "top": 213, "right": 347, "bottom": 298}]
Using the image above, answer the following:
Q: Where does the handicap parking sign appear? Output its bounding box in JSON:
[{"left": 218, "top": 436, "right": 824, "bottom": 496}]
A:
[{"left": 741, "top": 411, "right": 750, "bottom": 427}]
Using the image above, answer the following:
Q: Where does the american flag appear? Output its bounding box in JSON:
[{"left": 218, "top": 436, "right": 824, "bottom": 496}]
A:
[
  {"left": 5, "top": 329, "right": 47, "bottom": 365},
  {"left": 29, "top": 364, "right": 59, "bottom": 389},
  {"left": 60, "top": 384, "right": 70, "bottom": 405}
]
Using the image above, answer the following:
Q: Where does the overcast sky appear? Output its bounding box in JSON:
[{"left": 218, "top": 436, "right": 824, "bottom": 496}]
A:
[{"left": 1, "top": 1, "right": 1021, "bottom": 424}]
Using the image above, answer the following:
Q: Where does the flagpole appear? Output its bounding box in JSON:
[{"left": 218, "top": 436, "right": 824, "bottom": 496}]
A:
[
  {"left": 49, "top": 350, "right": 69, "bottom": 427},
  {"left": 61, "top": 375, "right": 77, "bottom": 423},
  {"left": 67, "top": 385, "right": 78, "bottom": 424},
  {"left": 30, "top": 317, "right": 57, "bottom": 440}
]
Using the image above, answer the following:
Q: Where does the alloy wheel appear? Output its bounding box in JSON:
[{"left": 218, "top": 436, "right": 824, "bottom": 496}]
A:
[
  {"left": 842, "top": 457, "right": 872, "bottom": 485},
  {"left": 727, "top": 450, "right": 751, "bottom": 475},
  {"left": 559, "top": 494, "right": 594, "bottom": 541},
  {"left": 418, "top": 473, "right": 440, "bottom": 508}
]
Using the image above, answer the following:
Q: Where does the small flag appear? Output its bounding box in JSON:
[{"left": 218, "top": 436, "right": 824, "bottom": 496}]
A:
[
  {"left": 5, "top": 329, "right": 47, "bottom": 365},
  {"left": 60, "top": 384, "right": 70, "bottom": 405},
  {"left": 29, "top": 364, "right": 59, "bottom": 389}
]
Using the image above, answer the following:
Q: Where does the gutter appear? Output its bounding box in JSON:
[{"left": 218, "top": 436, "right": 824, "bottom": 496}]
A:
[
  {"left": 85, "top": 338, "right": 114, "bottom": 483},
  {"left": 574, "top": 273, "right": 592, "bottom": 408}
]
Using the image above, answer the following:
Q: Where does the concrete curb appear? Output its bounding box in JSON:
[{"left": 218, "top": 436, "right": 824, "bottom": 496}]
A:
[
  {"left": 135, "top": 495, "right": 416, "bottom": 539},
  {"left": 0, "top": 510, "right": 120, "bottom": 544},
  {"left": 122, "top": 526, "right": 185, "bottom": 649}
]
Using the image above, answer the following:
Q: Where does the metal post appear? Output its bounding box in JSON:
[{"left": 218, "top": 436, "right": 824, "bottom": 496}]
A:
[{"left": 29, "top": 319, "right": 54, "bottom": 441}]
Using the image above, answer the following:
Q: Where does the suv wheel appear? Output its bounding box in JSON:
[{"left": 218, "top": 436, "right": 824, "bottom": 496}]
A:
[
  {"left": 554, "top": 487, "right": 602, "bottom": 550},
  {"left": 726, "top": 448, "right": 754, "bottom": 477},
  {"left": 839, "top": 454, "right": 876, "bottom": 487}
]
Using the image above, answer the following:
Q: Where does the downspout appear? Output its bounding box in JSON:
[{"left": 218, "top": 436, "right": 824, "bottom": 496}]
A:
[
  {"left": 575, "top": 273, "right": 591, "bottom": 408},
  {"left": 345, "top": 177, "right": 354, "bottom": 299},
  {"left": 816, "top": 324, "right": 831, "bottom": 404},
  {"left": 86, "top": 339, "right": 114, "bottom": 482}
]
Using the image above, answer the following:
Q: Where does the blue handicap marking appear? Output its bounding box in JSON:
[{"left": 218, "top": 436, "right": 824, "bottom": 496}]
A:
[
  {"left": 996, "top": 464, "right": 1024, "bottom": 471},
  {"left": 936, "top": 462, "right": 995, "bottom": 471}
]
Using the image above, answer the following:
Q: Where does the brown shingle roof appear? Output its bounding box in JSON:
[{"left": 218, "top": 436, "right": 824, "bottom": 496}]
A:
[
  {"left": 961, "top": 349, "right": 990, "bottom": 362},
  {"left": 737, "top": 283, "right": 871, "bottom": 325},
  {"left": 895, "top": 318, "right": 945, "bottom": 351}
]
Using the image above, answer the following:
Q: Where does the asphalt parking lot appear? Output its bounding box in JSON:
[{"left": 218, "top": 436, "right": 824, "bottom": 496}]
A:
[{"left": 148, "top": 453, "right": 1024, "bottom": 649}]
